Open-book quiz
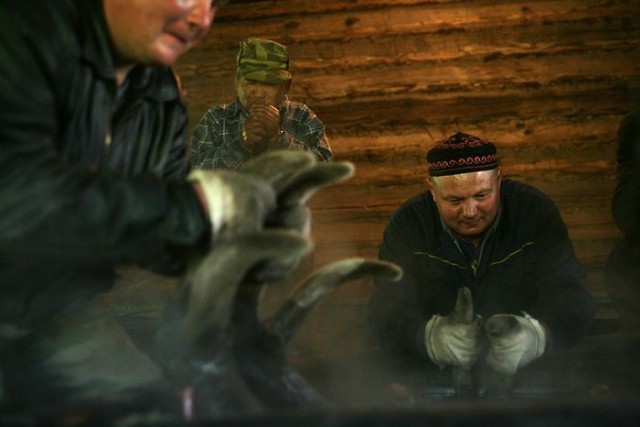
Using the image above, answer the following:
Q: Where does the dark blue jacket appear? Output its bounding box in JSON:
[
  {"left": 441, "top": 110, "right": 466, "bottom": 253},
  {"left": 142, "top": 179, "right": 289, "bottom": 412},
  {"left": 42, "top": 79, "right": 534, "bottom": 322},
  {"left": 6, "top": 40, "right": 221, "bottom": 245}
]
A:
[
  {"left": 607, "top": 110, "right": 640, "bottom": 292},
  {"left": 368, "top": 179, "right": 595, "bottom": 359},
  {"left": 0, "top": 0, "right": 209, "bottom": 326},
  {"left": 612, "top": 110, "right": 640, "bottom": 243}
]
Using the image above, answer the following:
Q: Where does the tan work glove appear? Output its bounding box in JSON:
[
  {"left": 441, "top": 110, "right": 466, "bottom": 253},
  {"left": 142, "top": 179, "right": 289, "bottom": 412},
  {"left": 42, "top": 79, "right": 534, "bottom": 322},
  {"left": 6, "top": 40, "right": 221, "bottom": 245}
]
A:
[
  {"left": 188, "top": 151, "right": 319, "bottom": 243},
  {"left": 484, "top": 312, "right": 547, "bottom": 375},
  {"left": 188, "top": 169, "right": 276, "bottom": 242},
  {"left": 424, "top": 287, "right": 482, "bottom": 369}
]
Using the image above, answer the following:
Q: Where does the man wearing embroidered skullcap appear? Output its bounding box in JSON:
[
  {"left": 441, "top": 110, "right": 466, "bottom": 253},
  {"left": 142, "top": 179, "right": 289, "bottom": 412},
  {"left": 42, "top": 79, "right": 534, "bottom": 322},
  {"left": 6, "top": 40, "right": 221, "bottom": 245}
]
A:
[
  {"left": 191, "top": 38, "right": 332, "bottom": 170},
  {"left": 367, "top": 132, "right": 595, "bottom": 395}
]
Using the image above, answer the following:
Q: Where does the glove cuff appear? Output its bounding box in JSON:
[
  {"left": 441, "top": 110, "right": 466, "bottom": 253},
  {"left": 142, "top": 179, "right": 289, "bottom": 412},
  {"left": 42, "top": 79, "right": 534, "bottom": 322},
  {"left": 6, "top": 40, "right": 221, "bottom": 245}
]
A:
[
  {"left": 425, "top": 315, "right": 445, "bottom": 368},
  {"left": 521, "top": 312, "right": 547, "bottom": 360},
  {"left": 187, "top": 170, "right": 231, "bottom": 237}
]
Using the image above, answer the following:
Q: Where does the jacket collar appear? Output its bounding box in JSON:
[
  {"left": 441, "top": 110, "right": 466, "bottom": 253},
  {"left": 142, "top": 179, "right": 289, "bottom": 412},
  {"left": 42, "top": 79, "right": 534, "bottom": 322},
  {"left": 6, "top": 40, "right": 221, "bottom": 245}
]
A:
[
  {"left": 79, "top": 0, "right": 116, "bottom": 82},
  {"left": 440, "top": 205, "right": 502, "bottom": 274},
  {"left": 439, "top": 206, "right": 502, "bottom": 244},
  {"left": 228, "top": 99, "right": 245, "bottom": 118}
]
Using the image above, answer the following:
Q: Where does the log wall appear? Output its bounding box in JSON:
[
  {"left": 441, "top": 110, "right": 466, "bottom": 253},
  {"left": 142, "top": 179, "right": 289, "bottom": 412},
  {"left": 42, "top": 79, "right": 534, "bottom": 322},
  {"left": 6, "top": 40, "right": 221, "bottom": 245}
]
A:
[{"left": 172, "top": 0, "right": 640, "bottom": 356}]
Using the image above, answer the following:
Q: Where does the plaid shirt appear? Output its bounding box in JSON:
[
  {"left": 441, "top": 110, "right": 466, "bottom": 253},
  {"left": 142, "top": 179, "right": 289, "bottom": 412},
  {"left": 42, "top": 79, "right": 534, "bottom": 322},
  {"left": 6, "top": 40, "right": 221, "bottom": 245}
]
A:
[{"left": 190, "top": 97, "right": 332, "bottom": 170}]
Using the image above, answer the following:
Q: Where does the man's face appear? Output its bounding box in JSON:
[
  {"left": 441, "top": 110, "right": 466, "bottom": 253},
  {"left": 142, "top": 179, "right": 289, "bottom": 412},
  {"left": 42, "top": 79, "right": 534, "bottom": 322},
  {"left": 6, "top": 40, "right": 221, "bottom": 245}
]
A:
[
  {"left": 236, "top": 76, "right": 288, "bottom": 109},
  {"left": 428, "top": 169, "right": 502, "bottom": 240},
  {"left": 104, "top": 0, "right": 217, "bottom": 67}
]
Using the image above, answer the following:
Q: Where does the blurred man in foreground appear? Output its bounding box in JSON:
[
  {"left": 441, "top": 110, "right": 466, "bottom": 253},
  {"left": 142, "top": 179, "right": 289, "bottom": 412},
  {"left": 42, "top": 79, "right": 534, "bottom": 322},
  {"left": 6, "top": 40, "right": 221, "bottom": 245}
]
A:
[{"left": 0, "top": 0, "right": 318, "bottom": 419}]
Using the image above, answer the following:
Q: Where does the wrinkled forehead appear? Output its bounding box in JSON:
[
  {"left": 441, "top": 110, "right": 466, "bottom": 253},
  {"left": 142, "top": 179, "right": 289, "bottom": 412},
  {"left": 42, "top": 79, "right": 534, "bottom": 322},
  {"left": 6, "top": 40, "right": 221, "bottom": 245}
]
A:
[{"left": 430, "top": 168, "right": 500, "bottom": 190}]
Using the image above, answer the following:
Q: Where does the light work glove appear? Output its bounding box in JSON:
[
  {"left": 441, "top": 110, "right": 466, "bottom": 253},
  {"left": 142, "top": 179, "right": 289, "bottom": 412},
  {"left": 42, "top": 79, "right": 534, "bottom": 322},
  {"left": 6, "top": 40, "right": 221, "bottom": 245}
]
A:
[
  {"left": 424, "top": 287, "right": 482, "bottom": 370},
  {"left": 188, "top": 151, "right": 319, "bottom": 243},
  {"left": 238, "top": 153, "right": 354, "bottom": 283},
  {"left": 189, "top": 151, "right": 354, "bottom": 283},
  {"left": 188, "top": 169, "right": 276, "bottom": 242},
  {"left": 484, "top": 312, "right": 547, "bottom": 375}
]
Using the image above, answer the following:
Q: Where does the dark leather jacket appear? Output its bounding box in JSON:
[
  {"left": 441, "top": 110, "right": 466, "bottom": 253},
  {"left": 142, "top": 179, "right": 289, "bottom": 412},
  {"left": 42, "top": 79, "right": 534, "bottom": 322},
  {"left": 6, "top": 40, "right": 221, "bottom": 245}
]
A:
[
  {"left": 607, "top": 110, "right": 640, "bottom": 284},
  {"left": 0, "top": 0, "right": 208, "bottom": 325},
  {"left": 612, "top": 110, "right": 640, "bottom": 241},
  {"left": 368, "top": 179, "right": 595, "bottom": 359}
]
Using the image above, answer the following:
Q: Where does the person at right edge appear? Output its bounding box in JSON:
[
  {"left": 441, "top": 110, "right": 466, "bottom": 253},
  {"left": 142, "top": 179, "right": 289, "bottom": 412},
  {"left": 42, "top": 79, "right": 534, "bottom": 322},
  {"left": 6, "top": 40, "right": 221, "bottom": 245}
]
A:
[
  {"left": 367, "top": 132, "right": 595, "bottom": 395},
  {"left": 607, "top": 109, "right": 640, "bottom": 330}
]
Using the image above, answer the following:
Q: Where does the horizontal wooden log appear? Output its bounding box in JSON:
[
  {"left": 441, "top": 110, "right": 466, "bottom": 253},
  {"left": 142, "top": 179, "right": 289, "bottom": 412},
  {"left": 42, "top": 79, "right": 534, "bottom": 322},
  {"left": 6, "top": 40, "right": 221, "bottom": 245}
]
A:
[
  {"left": 176, "top": 0, "right": 639, "bottom": 135},
  {"left": 206, "top": 0, "right": 638, "bottom": 41},
  {"left": 172, "top": 0, "right": 637, "bottom": 308},
  {"left": 100, "top": 1, "right": 640, "bottom": 369}
]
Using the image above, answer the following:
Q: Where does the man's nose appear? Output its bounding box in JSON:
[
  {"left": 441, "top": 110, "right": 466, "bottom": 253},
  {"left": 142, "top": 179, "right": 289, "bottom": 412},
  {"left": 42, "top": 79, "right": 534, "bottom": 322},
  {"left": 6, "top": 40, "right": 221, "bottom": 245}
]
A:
[
  {"left": 186, "top": 1, "right": 215, "bottom": 31},
  {"left": 251, "top": 86, "right": 269, "bottom": 100},
  {"left": 462, "top": 200, "right": 478, "bottom": 217}
]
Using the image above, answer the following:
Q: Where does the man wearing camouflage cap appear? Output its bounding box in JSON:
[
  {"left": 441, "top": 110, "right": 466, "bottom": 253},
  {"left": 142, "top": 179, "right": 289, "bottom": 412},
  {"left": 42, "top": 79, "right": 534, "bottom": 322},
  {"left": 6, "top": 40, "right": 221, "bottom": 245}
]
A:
[
  {"left": 191, "top": 38, "right": 332, "bottom": 170},
  {"left": 367, "top": 132, "right": 595, "bottom": 396}
]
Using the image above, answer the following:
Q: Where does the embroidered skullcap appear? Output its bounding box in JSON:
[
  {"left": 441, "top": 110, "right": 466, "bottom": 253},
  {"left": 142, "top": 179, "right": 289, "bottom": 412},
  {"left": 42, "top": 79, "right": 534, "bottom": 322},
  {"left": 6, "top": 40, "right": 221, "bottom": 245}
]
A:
[
  {"left": 236, "top": 38, "right": 291, "bottom": 84},
  {"left": 426, "top": 132, "right": 499, "bottom": 177}
]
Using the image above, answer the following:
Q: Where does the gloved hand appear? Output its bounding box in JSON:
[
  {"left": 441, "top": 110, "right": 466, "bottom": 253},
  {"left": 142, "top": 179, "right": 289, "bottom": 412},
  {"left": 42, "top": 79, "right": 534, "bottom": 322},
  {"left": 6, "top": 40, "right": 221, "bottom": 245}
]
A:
[
  {"left": 188, "top": 169, "right": 276, "bottom": 243},
  {"left": 238, "top": 153, "right": 354, "bottom": 283},
  {"left": 424, "top": 287, "right": 482, "bottom": 369},
  {"left": 190, "top": 151, "right": 355, "bottom": 284},
  {"left": 484, "top": 312, "right": 547, "bottom": 375},
  {"left": 189, "top": 151, "right": 320, "bottom": 242}
]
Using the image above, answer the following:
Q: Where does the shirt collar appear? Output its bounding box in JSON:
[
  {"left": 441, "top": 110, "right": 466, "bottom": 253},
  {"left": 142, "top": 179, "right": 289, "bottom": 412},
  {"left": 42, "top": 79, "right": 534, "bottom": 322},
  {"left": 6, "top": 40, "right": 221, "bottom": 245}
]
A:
[
  {"left": 440, "top": 205, "right": 502, "bottom": 257},
  {"left": 79, "top": 0, "right": 116, "bottom": 81}
]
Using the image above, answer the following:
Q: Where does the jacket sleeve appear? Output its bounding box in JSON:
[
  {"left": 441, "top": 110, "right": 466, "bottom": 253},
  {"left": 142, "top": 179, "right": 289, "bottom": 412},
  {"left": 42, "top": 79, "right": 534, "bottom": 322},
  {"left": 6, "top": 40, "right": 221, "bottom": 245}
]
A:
[
  {"left": 280, "top": 104, "right": 333, "bottom": 162},
  {"left": 159, "top": 72, "right": 192, "bottom": 182},
  {"left": 367, "top": 213, "right": 430, "bottom": 359},
  {"left": 190, "top": 106, "right": 252, "bottom": 171},
  {"left": 612, "top": 110, "right": 640, "bottom": 238},
  {"left": 0, "top": 7, "right": 209, "bottom": 270},
  {"left": 527, "top": 193, "right": 596, "bottom": 350}
]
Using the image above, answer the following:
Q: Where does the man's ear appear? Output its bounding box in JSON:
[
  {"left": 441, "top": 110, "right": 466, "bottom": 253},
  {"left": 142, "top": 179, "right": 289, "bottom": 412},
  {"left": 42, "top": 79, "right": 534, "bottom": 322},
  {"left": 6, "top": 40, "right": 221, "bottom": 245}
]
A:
[
  {"left": 496, "top": 167, "right": 503, "bottom": 185},
  {"left": 426, "top": 177, "right": 437, "bottom": 201}
]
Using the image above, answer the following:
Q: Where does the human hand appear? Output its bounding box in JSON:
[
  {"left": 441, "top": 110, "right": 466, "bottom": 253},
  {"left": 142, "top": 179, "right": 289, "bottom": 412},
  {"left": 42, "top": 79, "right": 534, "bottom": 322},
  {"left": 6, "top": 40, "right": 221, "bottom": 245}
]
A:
[
  {"left": 188, "top": 151, "right": 316, "bottom": 244},
  {"left": 242, "top": 102, "right": 280, "bottom": 153},
  {"left": 239, "top": 152, "right": 355, "bottom": 282},
  {"left": 424, "top": 287, "right": 482, "bottom": 369},
  {"left": 188, "top": 170, "right": 275, "bottom": 242},
  {"left": 484, "top": 312, "right": 547, "bottom": 375}
]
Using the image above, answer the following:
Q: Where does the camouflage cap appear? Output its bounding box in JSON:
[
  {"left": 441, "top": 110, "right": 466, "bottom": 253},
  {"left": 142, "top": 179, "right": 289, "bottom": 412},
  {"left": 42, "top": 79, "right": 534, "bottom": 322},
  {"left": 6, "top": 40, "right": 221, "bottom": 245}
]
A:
[{"left": 236, "top": 38, "right": 292, "bottom": 84}]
